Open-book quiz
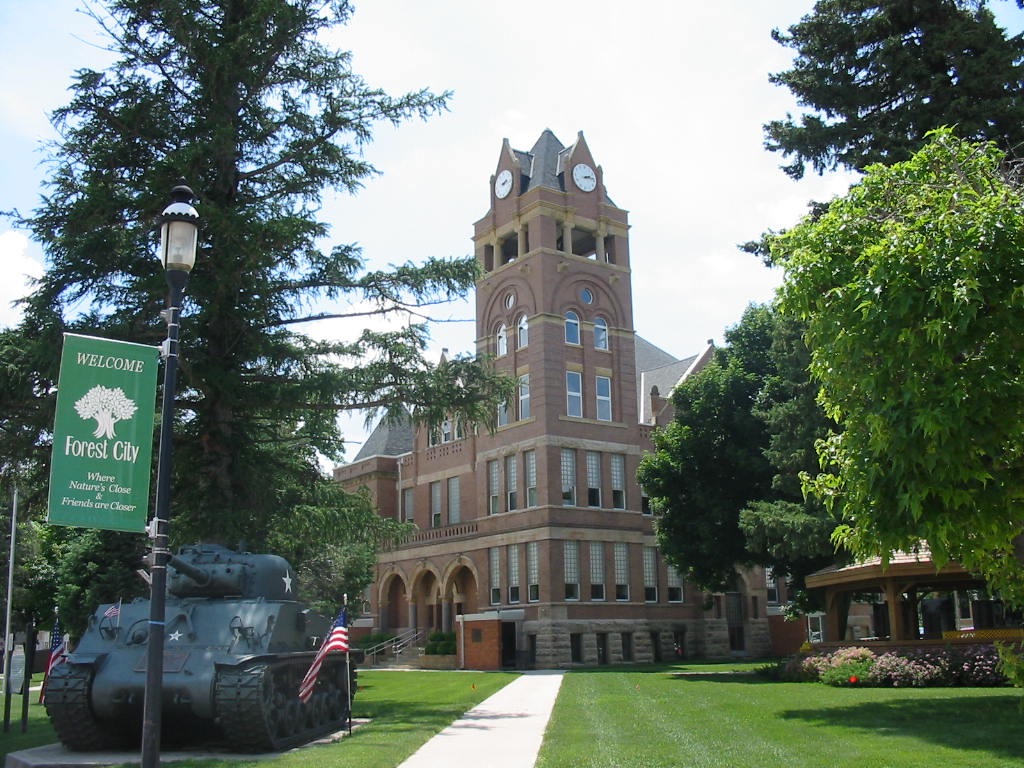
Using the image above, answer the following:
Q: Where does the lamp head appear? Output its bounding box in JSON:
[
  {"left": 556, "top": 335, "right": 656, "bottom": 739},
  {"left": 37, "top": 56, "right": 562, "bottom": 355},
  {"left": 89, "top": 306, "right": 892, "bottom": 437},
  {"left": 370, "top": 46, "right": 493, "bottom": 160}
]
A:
[{"left": 158, "top": 184, "right": 200, "bottom": 272}]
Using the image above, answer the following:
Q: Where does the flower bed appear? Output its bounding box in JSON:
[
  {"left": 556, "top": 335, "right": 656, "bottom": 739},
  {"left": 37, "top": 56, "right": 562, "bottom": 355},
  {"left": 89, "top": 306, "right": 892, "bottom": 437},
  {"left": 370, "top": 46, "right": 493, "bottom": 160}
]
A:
[{"left": 762, "top": 644, "right": 1011, "bottom": 687}]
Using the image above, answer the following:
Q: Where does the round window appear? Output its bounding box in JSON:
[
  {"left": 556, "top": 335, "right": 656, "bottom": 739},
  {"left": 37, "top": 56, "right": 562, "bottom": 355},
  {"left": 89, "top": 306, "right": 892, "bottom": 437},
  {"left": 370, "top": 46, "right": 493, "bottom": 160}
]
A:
[
  {"left": 581, "top": 288, "right": 594, "bottom": 304},
  {"left": 505, "top": 292, "right": 516, "bottom": 308}
]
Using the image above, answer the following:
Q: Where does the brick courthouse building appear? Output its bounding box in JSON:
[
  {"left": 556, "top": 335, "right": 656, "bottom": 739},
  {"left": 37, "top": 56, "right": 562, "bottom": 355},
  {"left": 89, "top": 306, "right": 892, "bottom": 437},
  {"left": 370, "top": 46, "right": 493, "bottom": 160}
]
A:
[{"left": 335, "top": 130, "right": 774, "bottom": 667}]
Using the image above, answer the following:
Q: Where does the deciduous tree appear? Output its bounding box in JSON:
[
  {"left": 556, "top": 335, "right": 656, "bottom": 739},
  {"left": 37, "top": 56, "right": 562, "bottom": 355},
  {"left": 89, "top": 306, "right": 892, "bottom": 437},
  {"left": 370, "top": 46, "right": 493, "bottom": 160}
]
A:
[{"left": 776, "top": 129, "right": 1024, "bottom": 603}]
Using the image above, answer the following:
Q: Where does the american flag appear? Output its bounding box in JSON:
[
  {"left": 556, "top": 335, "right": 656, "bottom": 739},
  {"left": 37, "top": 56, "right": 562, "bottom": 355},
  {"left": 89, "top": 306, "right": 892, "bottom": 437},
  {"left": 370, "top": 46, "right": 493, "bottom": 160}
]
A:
[
  {"left": 39, "top": 616, "right": 67, "bottom": 704},
  {"left": 297, "top": 608, "right": 348, "bottom": 703},
  {"left": 103, "top": 601, "right": 121, "bottom": 619}
]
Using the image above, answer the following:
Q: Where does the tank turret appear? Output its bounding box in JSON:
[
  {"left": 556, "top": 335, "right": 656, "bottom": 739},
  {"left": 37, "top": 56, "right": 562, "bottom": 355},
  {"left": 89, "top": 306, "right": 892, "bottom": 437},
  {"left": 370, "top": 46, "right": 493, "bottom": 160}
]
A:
[{"left": 44, "top": 544, "right": 358, "bottom": 753}]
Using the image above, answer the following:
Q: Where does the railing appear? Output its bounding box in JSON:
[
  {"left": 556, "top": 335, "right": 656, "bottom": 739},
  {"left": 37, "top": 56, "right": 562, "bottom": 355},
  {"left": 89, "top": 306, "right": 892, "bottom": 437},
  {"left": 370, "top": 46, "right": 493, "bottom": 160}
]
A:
[
  {"left": 941, "top": 628, "right": 1024, "bottom": 641},
  {"left": 363, "top": 627, "right": 423, "bottom": 665}
]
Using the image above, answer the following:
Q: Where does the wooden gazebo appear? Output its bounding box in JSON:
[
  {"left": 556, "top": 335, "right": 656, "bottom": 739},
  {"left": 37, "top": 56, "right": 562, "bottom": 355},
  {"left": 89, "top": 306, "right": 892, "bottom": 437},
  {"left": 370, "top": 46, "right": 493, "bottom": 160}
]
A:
[{"left": 804, "top": 551, "right": 1023, "bottom": 648}]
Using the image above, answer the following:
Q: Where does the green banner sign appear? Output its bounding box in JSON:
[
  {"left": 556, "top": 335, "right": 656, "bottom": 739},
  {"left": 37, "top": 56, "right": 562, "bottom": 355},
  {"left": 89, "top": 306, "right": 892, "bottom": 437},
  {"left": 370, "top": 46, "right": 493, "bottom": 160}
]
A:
[{"left": 48, "top": 334, "right": 159, "bottom": 532}]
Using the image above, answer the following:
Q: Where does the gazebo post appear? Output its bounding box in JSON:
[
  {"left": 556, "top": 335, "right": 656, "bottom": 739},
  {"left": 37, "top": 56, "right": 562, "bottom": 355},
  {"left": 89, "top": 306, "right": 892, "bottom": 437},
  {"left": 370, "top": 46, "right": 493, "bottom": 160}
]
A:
[{"left": 885, "top": 581, "right": 905, "bottom": 641}]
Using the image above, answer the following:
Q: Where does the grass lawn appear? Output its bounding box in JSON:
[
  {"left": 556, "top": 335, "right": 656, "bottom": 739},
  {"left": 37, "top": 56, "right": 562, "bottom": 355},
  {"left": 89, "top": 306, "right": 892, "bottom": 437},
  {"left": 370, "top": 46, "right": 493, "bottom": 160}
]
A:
[
  {"left": 0, "top": 669, "right": 516, "bottom": 768},
  {"left": 536, "top": 663, "right": 1024, "bottom": 768}
]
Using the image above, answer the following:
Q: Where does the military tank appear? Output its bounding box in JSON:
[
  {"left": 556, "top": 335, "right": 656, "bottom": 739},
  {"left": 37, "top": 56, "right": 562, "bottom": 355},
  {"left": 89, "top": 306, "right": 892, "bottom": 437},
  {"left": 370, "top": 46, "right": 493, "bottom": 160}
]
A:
[{"left": 44, "top": 544, "right": 358, "bottom": 752}]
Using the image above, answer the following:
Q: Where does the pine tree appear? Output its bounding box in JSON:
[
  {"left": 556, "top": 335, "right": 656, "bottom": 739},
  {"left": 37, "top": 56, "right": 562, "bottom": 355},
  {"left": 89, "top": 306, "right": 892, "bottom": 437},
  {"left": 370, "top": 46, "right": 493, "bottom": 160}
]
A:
[
  {"left": 2, "top": 0, "right": 510, "bottom": 556},
  {"left": 765, "top": 0, "right": 1024, "bottom": 178}
]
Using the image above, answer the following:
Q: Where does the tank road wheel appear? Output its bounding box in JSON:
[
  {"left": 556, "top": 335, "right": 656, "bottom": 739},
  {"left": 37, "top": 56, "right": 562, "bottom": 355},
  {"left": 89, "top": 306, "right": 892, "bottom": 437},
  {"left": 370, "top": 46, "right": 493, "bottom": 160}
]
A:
[{"left": 44, "top": 664, "right": 127, "bottom": 751}]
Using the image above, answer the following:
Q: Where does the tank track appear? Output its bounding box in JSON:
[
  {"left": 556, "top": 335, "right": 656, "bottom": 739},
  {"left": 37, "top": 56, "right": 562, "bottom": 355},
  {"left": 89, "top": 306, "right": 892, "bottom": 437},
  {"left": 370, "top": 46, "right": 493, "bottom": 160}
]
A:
[
  {"left": 214, "top": 655, "right": 355, "bottom": 752},
  {"left": 44, "top": 664, "right": 128, "bottom": 751}
]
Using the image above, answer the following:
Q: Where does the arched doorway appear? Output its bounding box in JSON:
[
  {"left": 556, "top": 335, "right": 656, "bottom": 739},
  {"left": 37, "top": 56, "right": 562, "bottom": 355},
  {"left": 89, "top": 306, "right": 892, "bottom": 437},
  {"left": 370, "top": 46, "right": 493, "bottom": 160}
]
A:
[
  {"left": 379, "top": 572, "right": 409, "bottom": 633},
  {"left": 411, "top": 568, "right": 441, "bottom": 636}
]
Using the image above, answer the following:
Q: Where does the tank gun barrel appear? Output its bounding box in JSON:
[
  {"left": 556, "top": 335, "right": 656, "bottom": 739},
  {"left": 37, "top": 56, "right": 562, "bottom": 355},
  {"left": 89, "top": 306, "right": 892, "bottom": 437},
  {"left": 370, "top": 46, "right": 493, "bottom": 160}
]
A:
[{"left": 168, "top": 554, "right": 211, "bottom": 586}]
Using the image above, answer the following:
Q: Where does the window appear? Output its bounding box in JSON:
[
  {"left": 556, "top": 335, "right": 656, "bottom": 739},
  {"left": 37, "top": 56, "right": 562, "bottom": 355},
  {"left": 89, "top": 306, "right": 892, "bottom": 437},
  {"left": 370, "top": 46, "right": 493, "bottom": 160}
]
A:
[
  {"left": 589, "top": 542, "right": 605, "bottom": 601},
  {"left": 581, "top": 288, "right": 594, "bottom": 304},
  {"left": 643, "top": 547, "right": 658, "bottom": 602},
  {"left": 497, "top": 400, "right": 509, "bottom": 427},
  {"left": 594, "top": 317, "right": 609, "bottom": 350},
  {"left": 402, "top": 487, "right": 414, "bottom": 524},
  {"left": 621, "top": 632, "right": 634, "bottom": 661},
  {"left": 564, "top": 540, "right": 580, "bottom": 600},
  {"left": 447, "top": 476, "right": 460, "bottom": 524},
  {"left": 565, "top": 311, "right": 580, "bottom": 344},
  {"left": 570, "top": 633, "right": 583, "bottom": 663},
  {"left": 766, "top": 567, "right": 780, "bottom": 605},
  {"left": 441, "top": 419, "right": 453, "bottom": 443},
  {"left": 641, "top": 493, "right": 652, "bottom": 516},
  {"left": 667, "top": 565, "right": 684, "bottom": 603},
  {"left": 518, "top": 374, "right": 530, "bottom": 420},
  {"left": 596, "top": 375, "right": 612, "bottom": 421},
  {"left": 517, "top": 314, "right": 529, "bottom": 348},
  {"left": 585, "top": 451, "right": 602, "bottom": 507},
  {"left": 488, "top": 459, "right": 500, "bottom": 515},
  {"left": 505, "top": 454, "right": 518, "bottom": 511},
  {"left": 566, "top": 371, "right": 583, "bottom": 417},
  {"left": 614, "top": 542, "right": 630, "bottom": 601},
  {"left": 560, "top": 448, "right": 576, "bottom": 506},
  {"left": 527, "top": 541, "right": 540, "bottom": 601},
  {"left": 508, "top": 545, "right": 520, "bottom": 603},
  {"left": 610, "top": 454, "right": 626, "bottom": 509},
  {"left": 430, "top": 481, "right": 442, "bottom": 528},
  {"left": 496, "top": 323, "right": 508, "bottom": 356},
  {"left": 489, "top": 547, "right": 501, "bottom": 605},
  {"left": 524, "top": 450, "right": 538, "bottom": 507}
]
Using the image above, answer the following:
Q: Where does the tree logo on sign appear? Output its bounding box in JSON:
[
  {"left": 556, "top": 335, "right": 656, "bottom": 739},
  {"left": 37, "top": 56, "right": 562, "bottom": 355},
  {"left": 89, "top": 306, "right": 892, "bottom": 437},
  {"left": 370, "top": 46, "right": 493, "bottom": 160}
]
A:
[{"left": 74, "top": 385, "right": 139, "bottom": 439}]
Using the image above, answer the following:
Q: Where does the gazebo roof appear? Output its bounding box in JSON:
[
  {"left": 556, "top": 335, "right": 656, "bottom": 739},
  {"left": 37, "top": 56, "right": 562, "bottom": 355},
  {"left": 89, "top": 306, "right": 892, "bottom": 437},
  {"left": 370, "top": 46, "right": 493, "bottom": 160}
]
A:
[{"left": 806, "top": 551, "right": 985, "bottom": 591}]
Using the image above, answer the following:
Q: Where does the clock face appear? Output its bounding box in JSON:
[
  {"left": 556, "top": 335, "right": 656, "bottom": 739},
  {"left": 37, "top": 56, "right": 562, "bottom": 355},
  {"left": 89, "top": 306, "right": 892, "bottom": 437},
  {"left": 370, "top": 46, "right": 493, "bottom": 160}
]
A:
[
  {"left": 572, "top": 163, "right": 597, "bottom": 192},
  {"left": 494, "top": 169, "right": 513, "bottom": 199}
]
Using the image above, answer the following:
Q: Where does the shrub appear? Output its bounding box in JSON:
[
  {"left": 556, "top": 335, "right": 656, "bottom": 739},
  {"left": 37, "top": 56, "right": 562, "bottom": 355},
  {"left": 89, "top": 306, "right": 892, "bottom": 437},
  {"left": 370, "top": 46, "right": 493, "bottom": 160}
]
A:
[
  {"left": 821, "top": 659, "right": 874, "bottom": 687},
  {"left": 356, "top": 631, "right": 396, "bottom": 649},
  {"left": 870, "top": 652, "right": 944, "bottom": 687}
]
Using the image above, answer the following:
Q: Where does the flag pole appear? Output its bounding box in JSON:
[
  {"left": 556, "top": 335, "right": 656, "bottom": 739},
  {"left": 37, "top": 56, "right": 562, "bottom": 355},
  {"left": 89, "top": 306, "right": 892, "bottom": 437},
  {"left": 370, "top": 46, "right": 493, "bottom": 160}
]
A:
[{"left": 344, "top": 593, "right": 351, "bottom": 735}]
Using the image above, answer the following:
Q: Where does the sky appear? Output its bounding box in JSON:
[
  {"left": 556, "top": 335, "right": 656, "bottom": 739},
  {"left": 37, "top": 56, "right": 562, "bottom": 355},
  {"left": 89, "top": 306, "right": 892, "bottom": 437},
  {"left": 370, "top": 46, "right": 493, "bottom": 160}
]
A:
[{"left": 1, "top": 1, "right": 1021, "bottom": 458}]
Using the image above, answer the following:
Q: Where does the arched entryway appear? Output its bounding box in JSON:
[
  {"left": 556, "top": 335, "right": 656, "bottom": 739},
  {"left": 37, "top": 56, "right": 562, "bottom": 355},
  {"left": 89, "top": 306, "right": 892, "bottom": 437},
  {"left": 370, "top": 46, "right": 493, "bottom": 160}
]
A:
[
  {"left": 410, "top": 567, "right": 441, "bottom": 636},
  {"left": 378, "top": 571, "right": 409, "bottom": 633},
  {"left": 441, "top": 560, "right": 479, "bottom": 632}
]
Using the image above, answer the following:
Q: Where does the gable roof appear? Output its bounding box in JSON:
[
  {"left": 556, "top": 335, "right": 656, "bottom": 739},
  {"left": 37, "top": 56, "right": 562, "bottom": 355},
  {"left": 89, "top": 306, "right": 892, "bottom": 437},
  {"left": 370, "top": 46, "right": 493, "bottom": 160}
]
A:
[{"left": 350, "top": 407, "right": 415, "bottom": 462}]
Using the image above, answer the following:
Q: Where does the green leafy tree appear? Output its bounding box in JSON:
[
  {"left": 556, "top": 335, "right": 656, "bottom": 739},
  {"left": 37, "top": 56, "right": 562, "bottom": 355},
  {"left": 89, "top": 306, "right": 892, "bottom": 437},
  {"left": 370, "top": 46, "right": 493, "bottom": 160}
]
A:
[
  {"left": 765, "top": 0, "right": 1024, "bottom": 179},
  {"left": 776, "top": 129, "right": 1024, "bottom": 604},
  {"left": 1, "top": 0, "right": 511, "bottom": 623},
  {"left": 638, "top": 305, "right": 840, "bottom": 597},
  {"left": 638, "top": 305, "right": 777, "bottom": 591}
]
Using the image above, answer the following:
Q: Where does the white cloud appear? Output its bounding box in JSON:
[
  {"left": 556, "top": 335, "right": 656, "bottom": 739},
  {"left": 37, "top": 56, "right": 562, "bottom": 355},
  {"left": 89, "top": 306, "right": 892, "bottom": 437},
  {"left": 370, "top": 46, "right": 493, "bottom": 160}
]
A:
[{"left": 0, "top": 230, "right": 43, "bottom": 329}]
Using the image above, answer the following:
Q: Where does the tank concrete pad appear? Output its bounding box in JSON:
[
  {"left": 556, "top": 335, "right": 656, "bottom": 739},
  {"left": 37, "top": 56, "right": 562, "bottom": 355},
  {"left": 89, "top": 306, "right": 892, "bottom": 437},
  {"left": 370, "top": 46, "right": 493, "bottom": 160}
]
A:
[{"left": 4, "top": 720, "right": 370, "bottom": 768}]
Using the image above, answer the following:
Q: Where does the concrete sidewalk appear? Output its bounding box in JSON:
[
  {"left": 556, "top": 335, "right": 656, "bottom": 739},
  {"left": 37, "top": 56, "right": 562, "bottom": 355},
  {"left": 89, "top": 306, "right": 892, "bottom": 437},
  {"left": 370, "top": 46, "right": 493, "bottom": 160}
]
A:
[{"left": 397, "top": 670, "right": 564, "bottom": 768}]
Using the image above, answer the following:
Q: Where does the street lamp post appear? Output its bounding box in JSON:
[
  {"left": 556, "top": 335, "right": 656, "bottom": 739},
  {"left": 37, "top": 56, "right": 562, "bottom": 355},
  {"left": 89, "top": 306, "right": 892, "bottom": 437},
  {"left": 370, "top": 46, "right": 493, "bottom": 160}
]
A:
[{"left": 141, "top": 183, "right": 200, "bottom": 768}]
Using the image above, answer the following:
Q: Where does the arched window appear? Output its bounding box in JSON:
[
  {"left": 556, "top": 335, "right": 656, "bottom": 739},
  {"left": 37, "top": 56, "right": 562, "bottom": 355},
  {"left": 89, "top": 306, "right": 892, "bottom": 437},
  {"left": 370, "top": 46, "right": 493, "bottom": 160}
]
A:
[
  {"left": 496, "top": 323, "right": 508, "bottom": 356},
  {"left": 517, "top": 315, "right": 529, "bottom": 348},
  {"left": 565, "top": 311, "right": 580, "bottom": 345},
  {"left": 594, "top": 317, "right": 609, "bottom": 350}
]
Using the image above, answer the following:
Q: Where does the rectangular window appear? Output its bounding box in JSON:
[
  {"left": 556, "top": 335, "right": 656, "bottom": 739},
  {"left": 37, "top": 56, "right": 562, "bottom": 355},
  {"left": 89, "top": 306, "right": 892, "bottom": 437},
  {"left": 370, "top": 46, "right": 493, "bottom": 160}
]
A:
[
  {"left": 430, "top": 481, "right": 442, "bottom": 528},
  {"left": 497, "top": 400, "right": 509, "bottom": 427},
  {"left": 621, "top": 632, "right": 634, "bottom": 662},
  {"left": 489, "top": 547, "right": 501, "bottom": 605},
  {"left": 610, "top": 454, "right": 626, "bottom": 509},
  {"left": 561, "top": 448, "right": 576, "bottom": 506},
  {"left": 643, "top": 547, "right": 658, "bottom": 602},
  {"left": 402, "top": 487, "right": 414, "bottom": 524},
  {"left": 447, "top": 476, "right": 460, "bottom": 524},
  {"left": 441, "top": 419, "right": 453, "bottom": 443},
  {"left": 766, "top": 567, "right": 780, "bottom": 604},
  {"left": 641, "top": 493, "right": 652, "bottom": 516},
  {"left": 564, "top": 540, "right": 580, "bottom": 601},
  {"left": 518, "top": 374, "right": 531, "bottom": 420},
  {"left": 596, "top": 375, "right": 612, "bottom": 421},
  {"left": 508, "top": 545, "right": 520, "bottom": 604},
  {"left": 570, "top": 633, "right": 583, "bottom": 663},
  {"left": 527, "top": 541, "right": 540, "bottom": 602},
  {"left": 667, "top": 565, "right": 684, "bottom": 603},
  {"left": 524, "top": 450, "right": 538, "bottom": 507},
  {"left": 586, "top": 451, "right": 602, "bottom": 507},
  {"left": 614, "top": 542, "right": 630, "bottom": 601},
  {"left": 566, "top": 371, "right": 583, "bottom": 417},
  {"left": 505, "top": 455, "right": 518, "bottom": 511},
  {"left": 589, "top": 541, "right": 605, "bottom": 601},
  {"left": 488, "top": 459, "right": 500, "bottom": 515}
]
